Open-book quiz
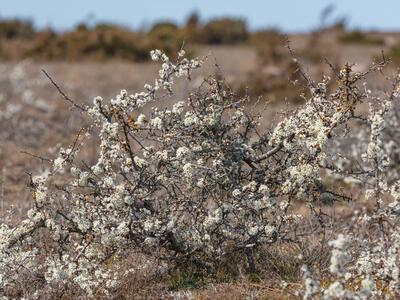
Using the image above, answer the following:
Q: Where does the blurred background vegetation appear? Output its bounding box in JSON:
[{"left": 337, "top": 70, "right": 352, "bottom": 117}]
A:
[
  {"left": 1, "top": 11, "right": 391, "bottom": 62},
  {"left": 0, "top": 13, "right": 252, "bottom": 62},
  {"left": 0, "top": 11, "right": 398, "bottom": 104}
]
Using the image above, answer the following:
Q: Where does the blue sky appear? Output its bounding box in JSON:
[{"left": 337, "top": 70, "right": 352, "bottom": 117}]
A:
[{"left": 0, "top": 0, "right": 399, "bottom": 32}]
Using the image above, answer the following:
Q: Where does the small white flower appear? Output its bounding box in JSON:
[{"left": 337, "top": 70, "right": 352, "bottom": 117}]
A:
[
  {"left": 182, "top": 163, "right": 193, "bottom": 178},
  {"left": 134, "top": 156, "right": 147, "bottom": 168},
  {"left": 176, "top": 146, "right": 190, "bottom": 158},
  {"left": 178, "top": 49, "right": 186, "bottom": 58},
  {"left": 136, "top": 114, "right": 147, "bottom": 126},
  {"left": 150, "top": 117, "right": 163, "bottom": 130},
  {"left": 232, "top": 189, "right": 241, "bottom": 197},
  {"left": 150, "top": 49, "right": 162, "bottom": 61}
]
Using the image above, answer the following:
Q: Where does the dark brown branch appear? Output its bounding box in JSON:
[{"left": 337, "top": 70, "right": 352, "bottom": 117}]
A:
[{"left": 42, "top": 69, "right": 87, "bottom": 112}]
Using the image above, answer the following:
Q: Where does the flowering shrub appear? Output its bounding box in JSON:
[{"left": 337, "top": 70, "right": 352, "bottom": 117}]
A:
[
  {"left": 1, "top": 48, "right": 400, "bottom": 298},
  {"left": 303, "top": 201, "right": 400, "bottom": 299},
  {"left": 300, "top": 70, "right": 400, "bottom": 299}
]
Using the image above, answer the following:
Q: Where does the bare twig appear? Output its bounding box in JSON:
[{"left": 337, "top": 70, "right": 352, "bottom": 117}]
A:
[{"left": 42, "top": 69, "right": 87, "bottom": 111}]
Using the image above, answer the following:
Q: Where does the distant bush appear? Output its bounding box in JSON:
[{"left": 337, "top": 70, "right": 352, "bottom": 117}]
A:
[
  {"left": 149, "top": 21, "right": 179, "bottom": 34},
  {"left": 24, "top": 24, "right": 183, "bottom": 62},
  {"left": 250, "top": 29, "right": 285, "bottom": 64},
  {"left": 338, "top": 30, "right": 384, "bottom": 45},
  {"left": 185, "top": 11, "right": 200, "bottom": 30},
  {"left": 0, "top": 15, "right": 254, "bottom": 61},
  {"left": 0, "top": 19, "right": 34, "bottom": 39},
  {"left": 200, "top": 18, "right": 248, "bottom": 44},
  {"left": 237, "top": 30, "right": 305, "bottom": 103},
  {"left": 146, "top": 22, "right": 187, "bottom": 55},
  {"left": 387, "top": 43, "right": 400, "bottom": 63},
  {"left": 236, "top": 68, "right": 303, "bottom": 103}
]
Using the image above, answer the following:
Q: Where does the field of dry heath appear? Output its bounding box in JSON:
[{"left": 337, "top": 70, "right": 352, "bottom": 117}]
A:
[{"left": 1, "top": 26, "right": 400, "bottom": 298}]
